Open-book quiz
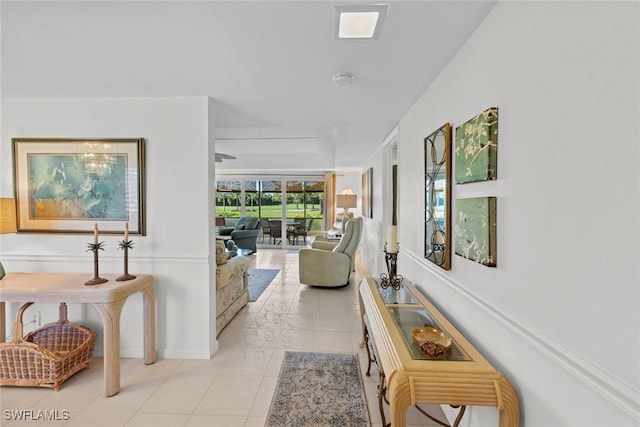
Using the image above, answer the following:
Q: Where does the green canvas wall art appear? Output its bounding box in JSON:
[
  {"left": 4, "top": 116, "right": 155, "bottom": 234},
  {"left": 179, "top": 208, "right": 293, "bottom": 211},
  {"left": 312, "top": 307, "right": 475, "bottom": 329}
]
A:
[
  {"left": 455, "top": 107, "right": 498, "bottom": 184},
  {"left": 454, "top": 197, "right": 497, "bottom": 267}
]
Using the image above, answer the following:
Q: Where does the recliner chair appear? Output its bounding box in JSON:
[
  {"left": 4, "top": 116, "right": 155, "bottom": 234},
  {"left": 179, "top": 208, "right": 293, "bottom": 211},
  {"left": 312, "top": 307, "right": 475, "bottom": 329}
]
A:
[
  {"left": 298, "top": 217, "right": 363, "bottom": 287},
  {"left": 217, "top": 216, "right": 261, "bottom": 252}
]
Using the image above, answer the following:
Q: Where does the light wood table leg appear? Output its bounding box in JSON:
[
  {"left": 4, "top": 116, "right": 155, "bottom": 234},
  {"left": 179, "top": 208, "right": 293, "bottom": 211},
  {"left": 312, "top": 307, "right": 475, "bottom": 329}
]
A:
[
  {"left": 498, "top": 377, "right": 520, "bottom": 427},
  {"left": 142, "top": 285, "right": 156, "bottom": 365},
  {"left": 93, "top": 299, "right": 127, "bottom": 397},
  {"left": 389, "top": 382, "right": 411, "bottom": 427}
]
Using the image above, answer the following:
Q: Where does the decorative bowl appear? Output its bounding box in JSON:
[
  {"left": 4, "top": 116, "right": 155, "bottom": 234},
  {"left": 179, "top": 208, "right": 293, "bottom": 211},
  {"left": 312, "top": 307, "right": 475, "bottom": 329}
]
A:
[{"left": 412, "top": 327, "right": 452, "bottom": 357}]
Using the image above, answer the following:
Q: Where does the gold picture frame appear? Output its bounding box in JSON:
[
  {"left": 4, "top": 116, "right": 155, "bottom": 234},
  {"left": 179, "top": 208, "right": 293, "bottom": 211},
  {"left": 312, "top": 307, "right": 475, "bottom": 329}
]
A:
[
  {"left": 12, "top": 137, "right": 146, "bottom": 235},
  {"left": 361, "top": 167, "right": 373, "bottom": 218}
]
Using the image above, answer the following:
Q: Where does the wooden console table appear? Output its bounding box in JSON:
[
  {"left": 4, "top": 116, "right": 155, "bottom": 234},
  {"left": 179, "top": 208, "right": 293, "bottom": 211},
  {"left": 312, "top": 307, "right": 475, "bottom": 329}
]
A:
[
  {"left": 359, "top": 277, "right": 519, "bottom": 427},
  {"left": 0, "top": 273, "right": 156, "bottom": 397}
]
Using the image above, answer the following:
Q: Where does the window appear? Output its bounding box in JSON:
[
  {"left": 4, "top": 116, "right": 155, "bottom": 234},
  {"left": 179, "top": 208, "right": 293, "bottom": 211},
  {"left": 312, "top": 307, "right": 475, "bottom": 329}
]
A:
[{"left": 215, "top": 176, "right": 324, "bottom": 244}]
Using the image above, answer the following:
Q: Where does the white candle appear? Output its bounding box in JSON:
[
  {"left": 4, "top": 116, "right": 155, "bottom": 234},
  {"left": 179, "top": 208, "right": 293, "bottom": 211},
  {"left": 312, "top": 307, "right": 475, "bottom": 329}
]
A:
[
  {"left": 388, "top": 225, "right": 397, "bottom": 253},
  {"left": 93, "top": 223, "right": 99, "bottom": 244},
  {"left": 124, "top": 222, "right": 129, "bottom": 241}
]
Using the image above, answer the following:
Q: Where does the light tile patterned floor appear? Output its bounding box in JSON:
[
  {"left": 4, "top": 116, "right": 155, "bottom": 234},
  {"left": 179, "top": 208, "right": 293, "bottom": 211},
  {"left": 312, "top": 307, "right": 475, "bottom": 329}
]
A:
[{"left": 0, "top": 249, "right": 447, "bottom": 426}]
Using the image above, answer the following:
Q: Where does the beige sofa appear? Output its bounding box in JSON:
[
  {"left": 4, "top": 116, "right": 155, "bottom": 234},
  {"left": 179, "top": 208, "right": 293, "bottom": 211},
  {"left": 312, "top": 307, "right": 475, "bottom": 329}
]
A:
[{"left": 215, "top": 240, "right": 250, "bottom": 336}]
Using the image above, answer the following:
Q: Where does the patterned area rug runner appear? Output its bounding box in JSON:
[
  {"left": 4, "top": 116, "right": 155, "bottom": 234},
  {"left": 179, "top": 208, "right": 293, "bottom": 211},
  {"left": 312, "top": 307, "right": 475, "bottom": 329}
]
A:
[{"left": 266, "top": 351, "right": 371, "bottom": 427}]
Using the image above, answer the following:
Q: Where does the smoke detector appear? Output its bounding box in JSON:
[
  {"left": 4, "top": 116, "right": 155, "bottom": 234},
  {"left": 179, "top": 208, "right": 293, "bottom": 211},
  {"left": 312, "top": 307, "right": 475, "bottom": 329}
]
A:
[{"left": 332, "top": 72, "right": 356, "bottom": 88}]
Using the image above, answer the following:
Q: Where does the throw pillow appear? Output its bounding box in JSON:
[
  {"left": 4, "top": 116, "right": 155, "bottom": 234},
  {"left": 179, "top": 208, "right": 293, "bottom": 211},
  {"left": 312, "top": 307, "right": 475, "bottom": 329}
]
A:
[
  {"left": 236, "top": 224, "right": 245, "bottom": 230},
  {"left": 215, "top": 241, "right": 227, "bottom": 265},
  {"left": 245, "top": 217, "right": 259, "bottom": 230}
]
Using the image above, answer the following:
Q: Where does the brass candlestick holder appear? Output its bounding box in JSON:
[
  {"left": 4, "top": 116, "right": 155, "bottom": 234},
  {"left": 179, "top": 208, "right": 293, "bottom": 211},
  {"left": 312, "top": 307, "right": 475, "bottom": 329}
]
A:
[
  {"left": 116, "top": 240, "right": 136, "bottom": 281},
  {"left": 85, "top": 242, "right": 108, "bottom": 286},
  {"left": 380, "top": 242, "right": 403, "bottom": 290}
]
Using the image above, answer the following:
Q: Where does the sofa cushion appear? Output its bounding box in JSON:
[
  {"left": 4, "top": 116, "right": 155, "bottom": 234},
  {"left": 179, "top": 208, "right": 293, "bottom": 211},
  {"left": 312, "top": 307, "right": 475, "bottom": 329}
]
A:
[
  {"left": 234, "top": 217, "right": 249, "bottom": 229},
  {"left": 333, "top": 217, "right": 362, "bottom": 256},
  {"left": 218, "top": 227, "right": 234, "bottom": 236},
  {"left": 216, "top": 255, "right": 250, "bottom": 290},
  {"left": 215, "top": 255, "right": 250, "bottom": 336},
  {"left": 216, "top": 240, "right": 227, "bottom": 265},
  {"left": 236, "top": 223, "right": 245, "bottom": 230},
  {"left": 244, "top": 217, "right": 259, "bottom": 230}
]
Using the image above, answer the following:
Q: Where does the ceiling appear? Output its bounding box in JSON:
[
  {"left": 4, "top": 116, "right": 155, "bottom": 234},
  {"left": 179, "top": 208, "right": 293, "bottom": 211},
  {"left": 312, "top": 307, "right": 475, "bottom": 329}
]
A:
[{"left": 1, "top": 1, "right": 496, "bottom": 172}]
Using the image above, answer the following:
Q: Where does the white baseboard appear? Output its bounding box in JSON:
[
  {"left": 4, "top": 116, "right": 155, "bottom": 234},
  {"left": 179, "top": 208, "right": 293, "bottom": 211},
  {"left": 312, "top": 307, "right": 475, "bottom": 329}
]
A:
[{"left": 92, "top": 346, "right": 215, "bottom": 360}]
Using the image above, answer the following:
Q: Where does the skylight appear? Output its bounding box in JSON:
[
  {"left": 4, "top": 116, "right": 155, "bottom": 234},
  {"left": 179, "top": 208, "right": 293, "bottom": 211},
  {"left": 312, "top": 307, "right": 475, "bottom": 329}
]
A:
[{"left": 335, "top": 5, "right": 389, "bottom": 39}]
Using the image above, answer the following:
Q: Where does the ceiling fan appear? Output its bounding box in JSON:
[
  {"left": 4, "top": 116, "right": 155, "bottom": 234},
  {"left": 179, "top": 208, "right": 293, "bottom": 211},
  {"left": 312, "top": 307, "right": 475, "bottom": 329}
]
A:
[{"left": 215, "top": 152, "right": 236, "bottom": 163}]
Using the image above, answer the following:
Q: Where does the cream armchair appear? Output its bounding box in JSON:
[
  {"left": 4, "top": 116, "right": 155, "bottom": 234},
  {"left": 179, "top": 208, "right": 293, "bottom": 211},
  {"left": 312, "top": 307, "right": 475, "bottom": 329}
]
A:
[{"left": 298, "top": 217, "right": 363, "bottom": 287}]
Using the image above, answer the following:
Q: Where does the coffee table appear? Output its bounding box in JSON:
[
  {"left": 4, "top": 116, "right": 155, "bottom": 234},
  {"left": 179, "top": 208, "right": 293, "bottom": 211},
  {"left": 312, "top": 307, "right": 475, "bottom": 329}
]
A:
[{"left": 227, "top": 248, "right": 254, "bottom": 257}]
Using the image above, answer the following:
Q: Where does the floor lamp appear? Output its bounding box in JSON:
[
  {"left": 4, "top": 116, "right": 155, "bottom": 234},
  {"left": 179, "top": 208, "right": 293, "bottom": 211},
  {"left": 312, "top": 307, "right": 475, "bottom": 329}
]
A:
[
  {"left": 0, "top": 198, "right": 17, "bottom": 279},
  {"left": 336, "top": 191, "right": 357, "bottom": 234}
]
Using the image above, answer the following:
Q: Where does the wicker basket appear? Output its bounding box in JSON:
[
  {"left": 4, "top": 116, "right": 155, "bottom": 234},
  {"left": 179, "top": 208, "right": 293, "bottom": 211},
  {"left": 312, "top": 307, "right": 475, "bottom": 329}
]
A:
[{"left": 0, "top": 302, "right": 96, "bottom": 391}]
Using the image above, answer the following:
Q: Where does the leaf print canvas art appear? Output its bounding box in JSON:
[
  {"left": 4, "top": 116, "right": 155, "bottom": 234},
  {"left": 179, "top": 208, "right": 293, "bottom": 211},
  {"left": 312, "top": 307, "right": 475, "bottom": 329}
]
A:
[
  {"left": 455, "top": 107, "right": 498, "bottom": 184},
  {"left": 454, "top": 197, "right": 496, "bottom": 267}
]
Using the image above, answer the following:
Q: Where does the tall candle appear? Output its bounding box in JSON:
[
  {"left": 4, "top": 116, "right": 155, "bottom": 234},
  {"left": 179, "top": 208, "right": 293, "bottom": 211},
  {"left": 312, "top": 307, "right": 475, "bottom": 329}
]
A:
[
  {"left": 388, "top": 225, "right": 397, "bottom": 253},
  {"left": 124, "top": 222, "right": 129, "bottom": 241},
  {"left": 93, "top": 223, "right": 99, "bottom": 244}
]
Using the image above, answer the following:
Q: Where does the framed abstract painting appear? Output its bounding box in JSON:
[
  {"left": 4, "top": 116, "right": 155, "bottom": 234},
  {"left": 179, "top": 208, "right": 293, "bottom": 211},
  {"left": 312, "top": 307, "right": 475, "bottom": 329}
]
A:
[{"left": 12, "top": 137, "right": 146, "bottom": 235}]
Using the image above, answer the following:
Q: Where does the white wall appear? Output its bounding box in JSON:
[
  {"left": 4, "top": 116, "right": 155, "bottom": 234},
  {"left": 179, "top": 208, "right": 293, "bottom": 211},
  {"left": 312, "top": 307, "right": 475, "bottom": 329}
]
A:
[
  {"left": 0, "top": 97, "right": 218, "bottom": 359},
  {"left": 365, "top": 2, "right": 639, "bottom": 426},
  {"left": 215, "top": 132, "right": 336, "bottom": 172},
  {"left": 358, "top": 149, "right": 386, "bottom": 275}
]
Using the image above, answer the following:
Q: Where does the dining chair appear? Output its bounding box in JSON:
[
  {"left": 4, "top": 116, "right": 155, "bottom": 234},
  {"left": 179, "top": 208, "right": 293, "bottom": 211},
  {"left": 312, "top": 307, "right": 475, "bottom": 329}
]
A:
[
  {"left": 269, "top": 220, "right": 282, "bottom": 245},
  {"left": 215, "top": 217, "right": 226, "bottom": 233},
  {"left": 260, "top": 217, "right": 271, "bottom": 243},
  {"left": 292, "top": 218, "right": 314, "bottom": 245}
]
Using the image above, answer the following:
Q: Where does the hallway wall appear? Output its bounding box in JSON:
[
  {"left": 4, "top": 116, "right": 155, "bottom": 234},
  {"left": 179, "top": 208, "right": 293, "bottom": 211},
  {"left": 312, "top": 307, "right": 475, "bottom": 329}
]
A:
[
  {"left": 0, "top": 96, "right": 219, "bottom": 358},
  {"left": 363, "top": 2, "right": 639, "bottom": 426}
]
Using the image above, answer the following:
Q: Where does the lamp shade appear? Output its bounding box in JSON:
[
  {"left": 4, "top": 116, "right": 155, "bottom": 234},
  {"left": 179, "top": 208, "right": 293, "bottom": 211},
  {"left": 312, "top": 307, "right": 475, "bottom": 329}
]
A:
[
  {"left": 336, "top": 194, "right": 357, "bottom": 209},
  {"left": 0, "top": 198, "right": 17, "bottom": 234}
]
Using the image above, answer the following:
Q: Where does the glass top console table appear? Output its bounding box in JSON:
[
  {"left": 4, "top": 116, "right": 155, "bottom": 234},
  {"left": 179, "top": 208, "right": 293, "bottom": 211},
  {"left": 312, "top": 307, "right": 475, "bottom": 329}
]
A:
[{"left": 358, "top": 276, "right": 519, "bottom": 427}]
